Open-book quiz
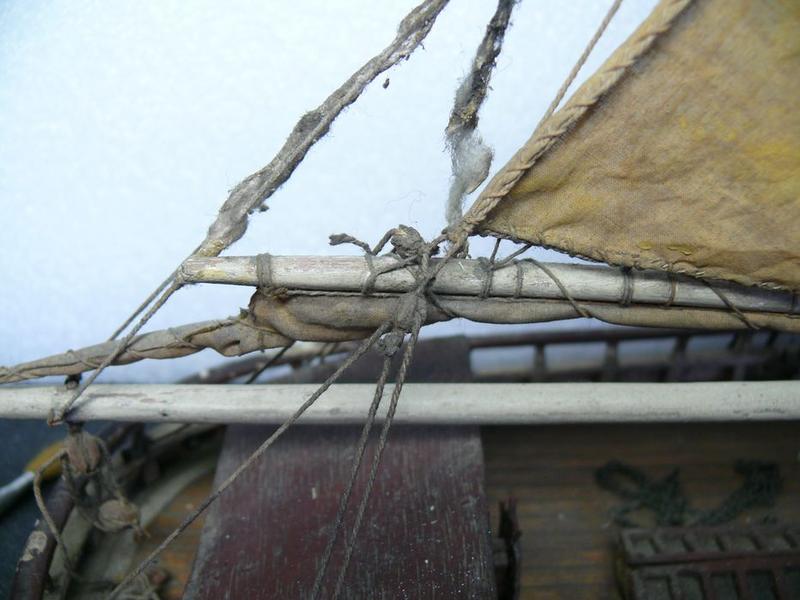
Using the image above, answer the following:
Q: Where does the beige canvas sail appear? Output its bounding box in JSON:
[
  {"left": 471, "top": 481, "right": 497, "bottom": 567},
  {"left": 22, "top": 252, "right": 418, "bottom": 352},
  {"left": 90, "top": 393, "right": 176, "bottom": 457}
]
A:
[{"left": 472, "top": 0, "right": 800, "bottom": 293}]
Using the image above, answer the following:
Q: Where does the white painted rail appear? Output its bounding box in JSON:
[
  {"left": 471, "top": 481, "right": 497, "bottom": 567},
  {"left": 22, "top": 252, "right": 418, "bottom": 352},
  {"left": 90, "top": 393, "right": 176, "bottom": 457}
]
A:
[{"left": 1, "top": 382, "right": 797, "bottom": 424}]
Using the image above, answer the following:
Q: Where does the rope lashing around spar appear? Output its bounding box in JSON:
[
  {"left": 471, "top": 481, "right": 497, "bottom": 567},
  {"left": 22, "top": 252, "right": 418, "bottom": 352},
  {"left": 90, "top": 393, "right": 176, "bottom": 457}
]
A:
[
  {"left": 620, "top": 267, "right": 634, "bottom": 307},
  {"left": 199, "top": 234, "right": 777, "bottom": 340},
  {"left": 255, "top": 252, "right": 274, "bottom": 289}
]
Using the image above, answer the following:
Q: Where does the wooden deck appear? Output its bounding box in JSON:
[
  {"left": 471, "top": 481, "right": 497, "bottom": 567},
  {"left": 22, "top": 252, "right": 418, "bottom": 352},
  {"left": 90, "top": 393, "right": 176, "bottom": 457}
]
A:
[
  {"left": 482, "top": 422, "right": 800, "bottom": 599},
  {"left": 108, "top": 421, "right": 800, "bottom": 599}
]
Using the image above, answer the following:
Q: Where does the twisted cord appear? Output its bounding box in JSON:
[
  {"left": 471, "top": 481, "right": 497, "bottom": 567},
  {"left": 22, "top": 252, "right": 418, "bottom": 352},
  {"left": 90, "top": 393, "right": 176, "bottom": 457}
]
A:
[
  {"left": 50, "top": 280, "right": 182, "bottom": 425},
  {"left": 310, "top": 355, "right": 394, "bottom": 599},
  {"left": 331, "top": 314, "right": 424, "bottom": 599},
  {"left": 108, "top": 242, "right": 204, "bottom": 341},
  {"left": 525, "top": 258, "right": 592, "bottom": 319},
  {"left": 538, "top": 0, "right": 623, "bottom": 127},
  {"left": 65, "top": 349, "right": 103, "bottom": 371}
]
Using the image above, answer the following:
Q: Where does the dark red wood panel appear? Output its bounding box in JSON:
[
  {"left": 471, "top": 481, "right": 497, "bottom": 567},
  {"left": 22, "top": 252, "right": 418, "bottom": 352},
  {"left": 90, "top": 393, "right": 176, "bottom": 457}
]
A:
[{"left": 185, "top": 425, "right": 496, "bottom": 599}]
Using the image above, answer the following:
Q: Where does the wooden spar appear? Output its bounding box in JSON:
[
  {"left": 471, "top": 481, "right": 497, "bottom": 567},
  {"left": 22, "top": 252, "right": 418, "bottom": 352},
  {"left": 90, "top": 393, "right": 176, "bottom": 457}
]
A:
[
  {"left": 180, "top": 256, "right": 799, "bottom": 316},
  {"left": 2, "top": 382, "right": 797, "bottom": 424}
]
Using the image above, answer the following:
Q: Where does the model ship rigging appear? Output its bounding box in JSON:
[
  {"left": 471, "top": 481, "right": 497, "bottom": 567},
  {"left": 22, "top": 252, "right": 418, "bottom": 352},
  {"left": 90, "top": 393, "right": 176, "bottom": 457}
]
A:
[{"left": 2, "top": 0, "right": 798, "bottom": 597}]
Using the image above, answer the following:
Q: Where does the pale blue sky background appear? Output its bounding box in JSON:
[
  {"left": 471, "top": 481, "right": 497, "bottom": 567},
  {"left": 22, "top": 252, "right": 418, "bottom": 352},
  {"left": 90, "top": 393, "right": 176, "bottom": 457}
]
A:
[{"left": 0, "top": 0, "right": 658, "bottom": 382}]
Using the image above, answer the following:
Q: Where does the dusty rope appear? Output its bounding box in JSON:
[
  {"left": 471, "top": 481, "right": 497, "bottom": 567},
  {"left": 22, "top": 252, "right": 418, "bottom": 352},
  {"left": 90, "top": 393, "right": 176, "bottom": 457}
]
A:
[
  {"left": 201, "top": 0, "right": 451, "bottom": 256},
  {"left": 46, "top": 0, "right": 451, "bottom": 424},
  {"left": 452, "top": 0, "right": 693, "bottom": 244},
  {"left": 705, "top": 282, "right": 759, "bottom": 330},
  {"left": 107, "top": 242, "right": 202, "bottom": 340},
  {"left": 50, "top": 280, "right": 181, "bottom": 425},
  {"left": 525, "top": 258, "right": 592, "bottom": 319},
  {"left": 445, "top": 0, "right": 517, "bottom": 226}
]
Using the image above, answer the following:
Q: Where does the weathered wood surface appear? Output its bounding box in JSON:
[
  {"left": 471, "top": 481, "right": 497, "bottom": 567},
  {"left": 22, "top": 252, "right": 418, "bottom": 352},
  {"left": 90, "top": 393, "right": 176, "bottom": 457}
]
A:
[
  {"left": 180, "top": 255, "right": 800, "bottom": 315},
  {"left": 185, "top": 425, "right": 496, "bottom": 599},
  {"left": 127, "top": 471, "right": 215, "bottom": 600},
  {"left": 482, "top": 421, "right": 800, "bottom": 599},
  {"left": 3, "top": 381, "right": 798, "bottom": 423}
]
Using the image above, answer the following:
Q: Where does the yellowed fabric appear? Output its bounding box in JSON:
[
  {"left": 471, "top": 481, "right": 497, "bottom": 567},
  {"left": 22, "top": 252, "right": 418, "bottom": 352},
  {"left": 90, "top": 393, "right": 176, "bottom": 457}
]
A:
[{"left": 480, "top": 0, "right": 800, "bottom": 291}]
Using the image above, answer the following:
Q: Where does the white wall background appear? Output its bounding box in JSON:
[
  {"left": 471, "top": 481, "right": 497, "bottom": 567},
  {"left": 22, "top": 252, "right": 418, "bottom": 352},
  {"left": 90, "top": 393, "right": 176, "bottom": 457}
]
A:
[{"left": 0, "top": 0, "right": 658, "bottom": 383}]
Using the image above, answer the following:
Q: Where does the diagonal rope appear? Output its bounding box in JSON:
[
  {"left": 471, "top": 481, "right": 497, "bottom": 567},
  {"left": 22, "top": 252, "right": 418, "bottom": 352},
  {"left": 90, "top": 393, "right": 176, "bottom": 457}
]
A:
[
  {"left": 704, "top": 282, "right": 758, "bottom": 330},
  {"left": 445, "top": 0, "right": 517, "bottom": 226},
  {"left": 537, "top": 0, "right": 623, "bottom": 128},
  {"left": 310, "top": 355, "right": 393, "bottom": 599},
  {"left": 244, "top": 342, "right": 295, "bottom": 384},
  {"left": 74, "top": 0, "right": 635, "bottom": 592},
  {"left": 50, "top": 280, "right": 182, "bottom": 425},
  {"left": 108, "top": 242, "right": 203, "bottom": 340},
  {"left": 108, "top": 322, "right": 390, "bottom": 599}
]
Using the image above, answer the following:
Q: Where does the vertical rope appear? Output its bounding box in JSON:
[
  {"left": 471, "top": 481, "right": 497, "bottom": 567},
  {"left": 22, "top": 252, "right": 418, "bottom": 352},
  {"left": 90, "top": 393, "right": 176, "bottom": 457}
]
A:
[
  {"left": 32, "top": 452, "right": 74, "bottom": 574},
  {"left": 331, "top": 314, "right": 424, "bottom": 599},
  {"left": 310, "top": 356, "right": 394, "bottom": 598}
]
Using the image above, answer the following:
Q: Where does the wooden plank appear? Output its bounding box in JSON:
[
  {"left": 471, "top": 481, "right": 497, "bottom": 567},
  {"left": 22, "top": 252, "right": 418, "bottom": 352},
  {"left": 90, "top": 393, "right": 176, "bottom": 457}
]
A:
[
  {"left": 185, "top": 425, "right": 496, "bottom": 599},
  {"left": 4, "top": 381, "right": 799, "bottom": 423},
  {"left": 482, "top": 421, "right": 800, "bottom": 599}
]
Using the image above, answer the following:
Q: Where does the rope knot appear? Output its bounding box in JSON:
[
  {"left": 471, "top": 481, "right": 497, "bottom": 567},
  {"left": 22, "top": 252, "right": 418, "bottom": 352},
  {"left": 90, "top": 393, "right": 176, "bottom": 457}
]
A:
[
  {"left": 390, "top": 225, "right": 436, "bottom": 259},
  {"left": 64, "top": 428, "right": 104, "bottom": 476},
  {"left": 97, "top": 497, "right": 143, "bottom": 534},
  {"left": 377, "top": 331, "right": 405, "bottom": 357},
  {"left": 393, "top": 292, "right": 428, "bottom": 334}
]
